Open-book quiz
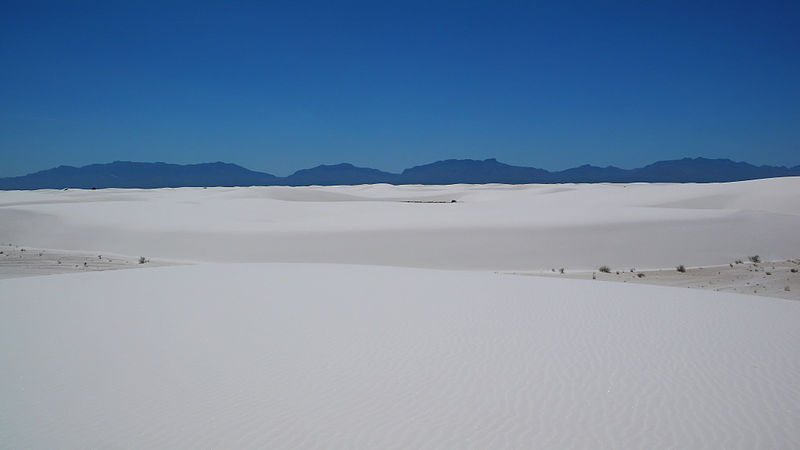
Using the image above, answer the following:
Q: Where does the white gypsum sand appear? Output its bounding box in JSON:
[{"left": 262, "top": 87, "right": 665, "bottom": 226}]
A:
[
  {"left": 0, "top": 177, "right": 799, "bottom": 272},
  {"left": 1, "top": 264, "right": 799, "bottom": 448},
  {"left": 0, "top": 244, "right": 176, "bottom": 279},
  {"left": 1, "top": 178, "right": 800, "bottom": 448},
  {"left": 515, "top": 259, "right": 800, "bottom": 301}
]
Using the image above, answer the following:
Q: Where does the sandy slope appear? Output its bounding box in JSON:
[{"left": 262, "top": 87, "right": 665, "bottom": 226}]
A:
[
  {"left": 516, "top": 259, "right": 800, "bottom": 301},
  {"left": 0, "top": 244, "right": 175, "bottom": 279},
  {"left": 1, "top": 178, "right": 799, "bottom": 271},
  {"left": 2, "top": 264, "right": 799, "bottom": 448},
  {"left": 2, "top": 180, "right": 799, "bottom": 447}
]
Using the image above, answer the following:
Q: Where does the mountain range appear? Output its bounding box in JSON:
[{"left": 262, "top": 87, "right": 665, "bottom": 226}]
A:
[{"left": 1, "top": 158, "right": 799, "bottom": 190}]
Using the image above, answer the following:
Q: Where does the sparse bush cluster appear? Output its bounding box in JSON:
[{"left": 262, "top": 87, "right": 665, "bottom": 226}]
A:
[
  {"left": 749, "top": 255, "right": 760, "bottom": 263},
  {"left": 676, "top": 264, "right": 686, "bottom": 273},
  {"left": 598, "top": 266, "right": 611, "bottom": 273},
  {"left": 138, "top": 256, "right": 149, "bottom": 264}
]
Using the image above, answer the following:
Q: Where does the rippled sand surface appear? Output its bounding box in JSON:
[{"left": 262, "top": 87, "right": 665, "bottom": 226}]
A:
[
  {"left": 2, "top": 264, "right": 799, "bottom": 448},
  {"left": 2, "top": 179, "right": 799, "bottom": 448}
]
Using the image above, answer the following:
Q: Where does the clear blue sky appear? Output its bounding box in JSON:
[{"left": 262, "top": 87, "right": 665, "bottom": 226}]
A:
[{"left": 1, "top": 1, "right": 798, "bottom": 177}]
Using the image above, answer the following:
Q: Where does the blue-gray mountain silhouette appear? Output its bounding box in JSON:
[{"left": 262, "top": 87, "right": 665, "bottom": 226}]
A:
[
  {"left": 1, "top": 157, "right": 798, "bottom": 190},
  {"left": 400, "top": 158, "right": 552, "bottom": 184},
  {"left": 0, "top": 161, "right": 277, "bottom": 190},
  {"left": 285, "top": 163, "right": 397, "bottom": 186}
]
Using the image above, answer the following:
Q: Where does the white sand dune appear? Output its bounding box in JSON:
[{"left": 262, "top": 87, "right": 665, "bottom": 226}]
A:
[
  {"left": 0, "top": 244, "right": 176, "bottom": 279},
  {"left": 1, "top": 179, "right": 800, "bottom": 448},
  {"left": 1, "top": 177, "right": 799, "bottom": 270},
  {"left": 519, "top": 259, "right": 800, "bottom": 301},
  {"left": 2, "top": 264, "right": 799, "bottom": 448}
]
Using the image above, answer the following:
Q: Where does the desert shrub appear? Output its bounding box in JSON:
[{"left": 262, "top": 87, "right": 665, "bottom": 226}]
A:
[
  {"left": 676, "top": 264, "right": 686, "bottom": 273},
  {"left": 592, "top": 272, "right": 596, "bottom": 280},
  {"left": 749, "top": 255, "right": 760, "bottom": 263},
  {"left": 786, "top": 286, "right": 791, "bottom": 292},
  {"left": 791, "top": 268, "right": 798, "bottom": 273},
  {"left": 598, "top": 266, "right": 611, "bottom": 273},
  {"left": 735, "top": 259, "right": 743, "bottom": 264},
  {"left": 637, "top": 273, "right": 646, "bottom": 278},
  {"left": 559, "top": 268, "right": 565, "bottom": 274},
  {"left": 138, "top": 256, "right": 149, "bottom": 264},
  {"left": 766, "top": 272, "right": 772, "bottom": 276}
]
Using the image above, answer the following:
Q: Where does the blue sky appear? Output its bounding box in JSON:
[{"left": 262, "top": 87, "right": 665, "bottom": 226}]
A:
[{"left": 1, "top": 1, "right": 798, "bottom": 177}]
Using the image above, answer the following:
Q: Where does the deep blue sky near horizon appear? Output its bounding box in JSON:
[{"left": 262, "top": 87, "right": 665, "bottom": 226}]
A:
[{"left": 1, "top": 1, "right": 798, "bottom": 177}]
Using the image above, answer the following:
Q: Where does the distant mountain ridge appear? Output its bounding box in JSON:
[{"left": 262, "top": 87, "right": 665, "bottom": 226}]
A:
[
  {"left": 1, "top": 158, "right": 799, "bottom": 190},
  {"left": 0, "top": 161, "right": 278, "bottom": 190}
]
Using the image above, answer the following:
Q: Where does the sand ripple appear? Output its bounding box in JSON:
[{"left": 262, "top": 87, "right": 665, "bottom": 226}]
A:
[{"left": 1, "top": 264, "right": 799, "bottom": 448}]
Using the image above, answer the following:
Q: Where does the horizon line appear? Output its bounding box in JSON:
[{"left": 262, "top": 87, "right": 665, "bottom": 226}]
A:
[{"left": 5, "top": 156, "right": 800, "bottom": 179}]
